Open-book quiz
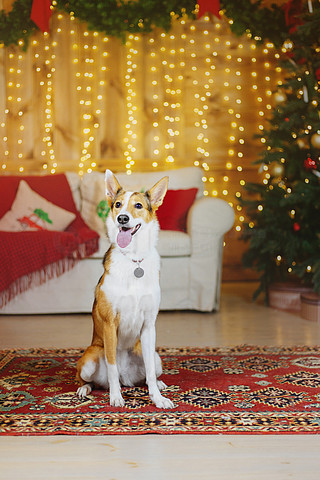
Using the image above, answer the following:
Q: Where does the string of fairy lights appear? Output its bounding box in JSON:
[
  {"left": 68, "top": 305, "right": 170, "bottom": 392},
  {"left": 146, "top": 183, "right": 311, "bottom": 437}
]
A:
[
  {"left": 148, "top": 34, "right": 161, "bottom": 167},
  {"left": 39, "top": 30, "right": 56, "bottom": 172},
  {"left": 189, "top": 21, "right": 210, "bottom": 174},
  {"left": 124, "top": 34, "right": 141, "bottom": 175},
  {"left": 0, "top": 9, "right": 283, "bottom": 234},
  {"left": 3, "top": 42, "right": 25, "bottom": 169}
]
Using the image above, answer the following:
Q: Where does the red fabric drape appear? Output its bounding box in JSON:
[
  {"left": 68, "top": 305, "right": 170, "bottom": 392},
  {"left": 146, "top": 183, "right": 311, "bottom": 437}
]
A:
[
  {"left": 31, "top": 0, "right": 52, "bottom": 33},
  {"left": 197, "top": 0, "right": 221, "bottom": 19}
]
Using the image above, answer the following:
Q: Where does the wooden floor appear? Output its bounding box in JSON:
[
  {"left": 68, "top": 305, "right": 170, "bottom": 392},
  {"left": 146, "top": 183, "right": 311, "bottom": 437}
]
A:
[{"left": 1, "top": 282, "right": 320, "bottom": 479}]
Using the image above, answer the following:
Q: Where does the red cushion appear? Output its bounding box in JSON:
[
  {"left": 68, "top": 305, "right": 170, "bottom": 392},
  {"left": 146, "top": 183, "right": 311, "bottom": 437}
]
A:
[
  {"left": 0, "top": 174, "right": 77, "bottom": 219},
  {"left": 157, "top": 188, "right": 198, "bottom": 232}
]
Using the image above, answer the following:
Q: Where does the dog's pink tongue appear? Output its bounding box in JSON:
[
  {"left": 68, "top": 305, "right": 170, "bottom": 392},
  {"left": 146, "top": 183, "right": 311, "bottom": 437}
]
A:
[{"left": 117, "top": 229, "right": 132, "bottom": 248}]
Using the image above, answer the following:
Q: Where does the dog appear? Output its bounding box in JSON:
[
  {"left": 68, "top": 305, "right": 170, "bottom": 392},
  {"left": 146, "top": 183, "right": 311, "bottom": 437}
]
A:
[{"left": 76, "top": 170, "right": 174, "bottom": 409}]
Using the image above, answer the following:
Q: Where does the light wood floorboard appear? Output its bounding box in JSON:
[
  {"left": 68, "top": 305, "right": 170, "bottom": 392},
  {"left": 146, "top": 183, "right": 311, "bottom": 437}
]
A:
[{"left": 1, "top": 282, "right": 320, "bottom": 479}]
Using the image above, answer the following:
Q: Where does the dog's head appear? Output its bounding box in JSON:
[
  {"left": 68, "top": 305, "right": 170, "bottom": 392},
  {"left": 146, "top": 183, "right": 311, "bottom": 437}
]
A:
[{"left": 105, "top": 169, "right": 168, "bottom": 250}]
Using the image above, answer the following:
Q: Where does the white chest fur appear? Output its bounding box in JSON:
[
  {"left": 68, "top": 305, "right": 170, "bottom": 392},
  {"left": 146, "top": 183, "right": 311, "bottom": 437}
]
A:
[{"left": 101, "top": 248, "right": 161, "bottom": 349}]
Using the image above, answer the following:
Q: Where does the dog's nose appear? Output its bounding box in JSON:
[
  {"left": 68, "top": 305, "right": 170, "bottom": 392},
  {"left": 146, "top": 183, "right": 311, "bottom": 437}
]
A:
[{"left": 117, "top": 214, "right": 130, "bottom": 225}]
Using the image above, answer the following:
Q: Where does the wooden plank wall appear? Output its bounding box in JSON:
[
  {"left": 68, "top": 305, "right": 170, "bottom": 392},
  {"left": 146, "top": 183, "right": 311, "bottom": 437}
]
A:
[{"left": 0, "top": 10, "right": 284, "bottom": 280}]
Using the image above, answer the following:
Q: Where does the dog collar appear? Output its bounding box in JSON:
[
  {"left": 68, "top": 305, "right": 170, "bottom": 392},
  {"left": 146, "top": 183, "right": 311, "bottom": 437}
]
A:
[
  {"left": 120, "top": 251, "right": 144, "bottom": 278},
  {"left": 132, "top": 258, "right": 144, "bottom": 278}
]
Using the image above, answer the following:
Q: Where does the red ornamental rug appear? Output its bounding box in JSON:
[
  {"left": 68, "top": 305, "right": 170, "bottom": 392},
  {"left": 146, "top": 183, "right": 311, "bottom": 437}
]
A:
[{"left": 1, "top": 346, "right": 320, "bottom": 435}]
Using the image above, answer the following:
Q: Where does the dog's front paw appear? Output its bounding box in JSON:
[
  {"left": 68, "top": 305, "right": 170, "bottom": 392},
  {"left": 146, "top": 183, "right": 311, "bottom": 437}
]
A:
[
  {"left": 110, "top": 393, "right": 125, "bottom": 407},
  {"left": 152, "top": 394, "right": 174, "bottom": 409}
]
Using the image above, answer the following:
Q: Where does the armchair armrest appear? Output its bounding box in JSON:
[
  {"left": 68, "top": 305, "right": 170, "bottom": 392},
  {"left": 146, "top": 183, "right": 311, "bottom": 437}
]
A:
[
  {"left": 186, "top": 197, "right": 234, "bottom": 311},
  {"left": 187, "top": 197, "right": 235, "bottom": 237}
]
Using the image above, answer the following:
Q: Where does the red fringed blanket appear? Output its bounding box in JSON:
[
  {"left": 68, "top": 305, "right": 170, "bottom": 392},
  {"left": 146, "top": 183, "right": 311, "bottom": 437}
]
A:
[{"left": 0, "top": 174, "right": 99, "bottom": 307}]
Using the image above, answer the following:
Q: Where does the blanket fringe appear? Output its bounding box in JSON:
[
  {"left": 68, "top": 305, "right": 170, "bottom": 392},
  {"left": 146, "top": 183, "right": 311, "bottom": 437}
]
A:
[
  {"left": 0, "top": 257, "right": 76, "bottom": 308},
  {"left": 0, "top": 237, "right": 99, "bottom": 309}
]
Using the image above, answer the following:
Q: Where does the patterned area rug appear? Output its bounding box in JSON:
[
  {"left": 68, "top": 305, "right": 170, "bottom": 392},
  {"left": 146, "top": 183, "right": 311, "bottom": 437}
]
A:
[{"left": 1, "top": 346, "right": 320, "bottom": 435}]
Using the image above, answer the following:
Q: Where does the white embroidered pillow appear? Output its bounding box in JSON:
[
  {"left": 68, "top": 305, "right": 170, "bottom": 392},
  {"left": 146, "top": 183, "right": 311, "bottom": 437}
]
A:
[{"left": 0, "top": 180, "right": 76, "bottom": 232}]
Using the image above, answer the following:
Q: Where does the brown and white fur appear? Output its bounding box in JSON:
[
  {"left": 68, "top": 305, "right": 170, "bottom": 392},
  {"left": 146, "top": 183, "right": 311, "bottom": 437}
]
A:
[{"left": 76, "top": 170, "right": 174, "bottom": 409}]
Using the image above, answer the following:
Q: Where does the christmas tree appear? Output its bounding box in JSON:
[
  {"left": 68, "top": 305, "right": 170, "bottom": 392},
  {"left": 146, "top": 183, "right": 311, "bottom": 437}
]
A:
[{"left": 241, "top": 0, "right": 320, "bottom": 302}]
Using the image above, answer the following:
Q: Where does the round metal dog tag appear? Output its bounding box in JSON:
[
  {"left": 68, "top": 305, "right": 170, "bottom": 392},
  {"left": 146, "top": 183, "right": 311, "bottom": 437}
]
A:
[{"left": 134, "top": 267, "right": 144, "bottom": 278}]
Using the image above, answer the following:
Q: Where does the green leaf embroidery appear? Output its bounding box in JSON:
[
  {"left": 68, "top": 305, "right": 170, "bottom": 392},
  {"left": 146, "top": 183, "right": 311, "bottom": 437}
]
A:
[
  {"left": 96, "top": 200, "right": 110, "bottom": 222},
  {"left": 33, "top": 208, "right": 53, "bottom": 224}
]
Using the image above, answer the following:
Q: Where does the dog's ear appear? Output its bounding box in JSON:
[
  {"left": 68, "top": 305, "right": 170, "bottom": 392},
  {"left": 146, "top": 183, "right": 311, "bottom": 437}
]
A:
[
  {"left": 105, "top": 169, "right": 122, "bottom": 207},
  {"left": 146, "top": 176, "right": 169, "bottom": 210}
]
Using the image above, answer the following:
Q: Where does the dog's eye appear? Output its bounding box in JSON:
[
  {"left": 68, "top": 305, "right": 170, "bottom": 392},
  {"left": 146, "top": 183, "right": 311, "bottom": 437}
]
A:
[
  {"left": 115, "top": 201, "right": 122, "bottom": 208},
  {"left": 135, "top": 203, "right": 143, "bottom": 209}
]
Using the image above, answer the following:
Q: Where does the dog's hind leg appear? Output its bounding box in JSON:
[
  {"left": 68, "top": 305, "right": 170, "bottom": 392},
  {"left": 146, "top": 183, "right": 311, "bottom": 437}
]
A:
[
  {"left": 77, "top": 382, "right": 93, "bottom": 398},
  {"left": 76, "top": 345, "right": 105, "bottom": 398}
]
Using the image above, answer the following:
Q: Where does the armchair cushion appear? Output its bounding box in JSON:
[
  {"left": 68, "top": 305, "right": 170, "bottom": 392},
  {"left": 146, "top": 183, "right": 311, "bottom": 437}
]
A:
[
  {"left": 0, "top": 180, "right": 76, "bottom": 232},
  {"left": 157, "top": 188, "right": 198, "bottom": 232}
]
